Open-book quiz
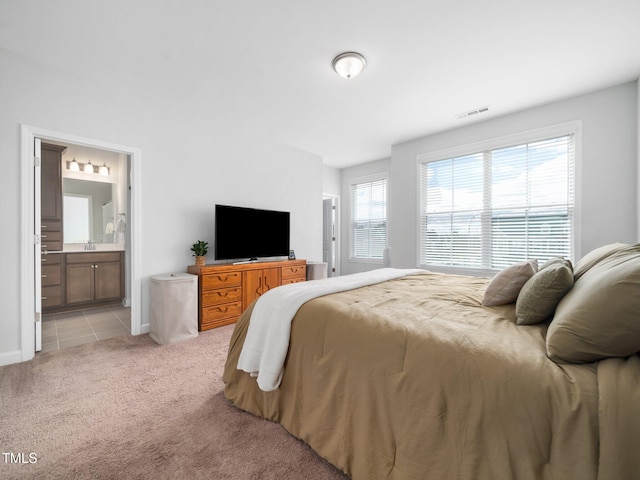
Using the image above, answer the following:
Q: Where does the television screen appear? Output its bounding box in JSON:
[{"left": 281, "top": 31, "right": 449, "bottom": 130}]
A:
[{"left": 215, "top": 204, "right": 290, "bottom": 261}]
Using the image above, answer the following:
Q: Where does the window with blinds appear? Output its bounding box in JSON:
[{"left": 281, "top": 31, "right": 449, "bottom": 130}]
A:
[
  {"left": 419, "top": 134, "right": 575, "bottom": 271},
  {"left": 350, "top": 173, "right": 388, "bottom": 260}
]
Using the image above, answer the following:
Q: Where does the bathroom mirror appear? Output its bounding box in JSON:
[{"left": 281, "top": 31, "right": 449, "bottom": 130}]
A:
[{"left": 63, "top": 178, "right": 115, "bottom": 243}]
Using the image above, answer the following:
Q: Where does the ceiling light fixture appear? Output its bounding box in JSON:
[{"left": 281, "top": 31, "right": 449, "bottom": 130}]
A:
[{"left": 332, "top": 52, "right": 366, "bottom": 79}]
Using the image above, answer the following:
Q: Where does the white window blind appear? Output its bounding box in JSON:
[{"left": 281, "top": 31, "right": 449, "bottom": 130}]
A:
[
  {"left": 350, "top": 174, "right": 388, "bottom": 260},
  {"left": 419, "top": 134, "right": 574, "bottom": 271}
]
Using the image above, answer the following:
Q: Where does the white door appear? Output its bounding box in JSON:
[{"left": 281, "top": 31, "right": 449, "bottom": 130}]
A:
[
  {"left": 322, "top": 198, "right": 335, "bottom": 277},
  {"left": 34, "top": 138, "right": 42, "bottom": 352}
]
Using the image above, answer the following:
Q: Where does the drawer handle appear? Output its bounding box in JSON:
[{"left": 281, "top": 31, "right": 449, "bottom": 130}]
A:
[
  {"left": 42, "top": 250, "right": 48, "bottom": 255},
  {"left": 41, "top": 225, "right": 48, "bottom": 229},
  {"left": 41, "top": 296, "right": 47, "bottom": 300},
  {"left": 42, "top": 258, "right": 47, "bottom": 262},
  {"left": 42, "top": 244, "right": 48, "bottom": 248},
  {"left": 41, "top": 234, "right": 48, "bottom": 238},
  {"left": 218, "top": 307, "right": 228, "bottom": 313},
  {"left": 41, "top": 274, "right": 47, "bottom": 278}
]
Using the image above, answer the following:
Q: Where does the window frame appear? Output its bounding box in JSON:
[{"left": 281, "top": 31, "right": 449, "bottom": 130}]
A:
[
  {"left": 349, "top": 172, "right": 389, "bottom": 263},
  {"left": 416, "top": 121, "right": 582, "bottom": 276}
]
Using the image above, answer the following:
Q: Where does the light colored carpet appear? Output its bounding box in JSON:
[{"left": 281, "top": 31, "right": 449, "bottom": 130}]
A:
[{"left": 0, "top": 325, "right": 349, "bottom": 479}]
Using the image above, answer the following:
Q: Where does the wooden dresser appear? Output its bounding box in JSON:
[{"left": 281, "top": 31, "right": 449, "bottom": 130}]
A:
[{"left": 187, "top": 259, "right": 307, "bottom": 331}]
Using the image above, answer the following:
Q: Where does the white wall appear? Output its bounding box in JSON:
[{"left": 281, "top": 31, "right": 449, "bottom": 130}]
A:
[
  {"left": 391, "top": 81, "right": 638, "bottom": 269},
  {"left": 339, "top": 81, "right": 638, "bottom": 274},
  {"left": 0, "top": 48, "right": 323, "bottom": 365},
  {"left": 322, "top": 165, "right": 341, "bottom": 197}
]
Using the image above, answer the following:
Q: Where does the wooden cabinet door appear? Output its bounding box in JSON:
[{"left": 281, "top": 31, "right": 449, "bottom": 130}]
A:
[
  {"left": 243, "top": 270, "right": 263, "bottom": 307},
  {"left": 66, "top": 263, "right": 95, "bottom": 304},
  {"left": 262, "top": 267, "right": 281, "bottom": 294},
  {"left": 94, "top": 261, "right": 122, "bottom": 301},
  {"left": 41, "top": 144, "right": 65, "bottom": 221},
  {"left": 242, "top": 268, "right": 282, "bottom": 308}
]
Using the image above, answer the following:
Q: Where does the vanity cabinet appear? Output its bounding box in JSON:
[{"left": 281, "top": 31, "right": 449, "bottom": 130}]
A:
[
  {"left": 40, "top": 143, "right": 66, "bottom": 312},
  {"left": 40, "top": 143, "right": 65, "bottom": 226},
  {"left": 188, "top": 259, "right": 306, "bottom": 331},
  {"left": 66, "top": 252, "right": 124, "bottom": 306},
  {"left": 41, "top": 143, "right": 65, "bottom": 254},
  {"left": 41, "top": 253, "right": 64, "bottom": 309}
]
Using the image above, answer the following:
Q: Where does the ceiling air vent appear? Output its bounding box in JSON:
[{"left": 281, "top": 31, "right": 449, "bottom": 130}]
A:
[{"left": 455, "top": 106, "right": 489, "bottom": 119}]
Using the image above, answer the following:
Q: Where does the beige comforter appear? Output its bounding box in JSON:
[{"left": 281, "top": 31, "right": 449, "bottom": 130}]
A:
[{"left": 223, "top": 271, "right": 640, "bottom": 480}]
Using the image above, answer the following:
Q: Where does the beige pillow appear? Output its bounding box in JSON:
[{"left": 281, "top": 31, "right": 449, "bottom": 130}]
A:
[
  {"left": 547, "top": 245, "right": 640, "bottom": 363},
  {"left": 573, "top": 242, "right": 628, "bottom": 280},
  {"left": 482, "top": 259, "right": 538, "bottom": 306},
  {"left": 516, "top": 259, "right": 573, "bottom": 325}
]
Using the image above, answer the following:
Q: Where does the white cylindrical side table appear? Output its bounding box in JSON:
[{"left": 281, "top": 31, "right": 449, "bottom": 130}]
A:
[{"left": 149, "top": 272, "right": 198, "bottom": 345}]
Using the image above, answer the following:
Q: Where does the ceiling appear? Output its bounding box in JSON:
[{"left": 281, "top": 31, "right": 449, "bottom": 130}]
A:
[{"left": 1, "top": 0, "right": 639, "bottom": 168}]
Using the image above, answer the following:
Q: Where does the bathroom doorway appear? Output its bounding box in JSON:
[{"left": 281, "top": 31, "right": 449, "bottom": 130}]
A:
[{"left": 20, "top": 125, "right": 142, "bottom": 362}]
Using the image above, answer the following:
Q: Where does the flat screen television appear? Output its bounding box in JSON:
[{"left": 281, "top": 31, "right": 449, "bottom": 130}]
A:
[{"left": 215, "top": 204, "right": 290, "bottom": 261}]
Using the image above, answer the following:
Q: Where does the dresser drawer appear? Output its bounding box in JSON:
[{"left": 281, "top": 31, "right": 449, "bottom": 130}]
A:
[
  {"left": 202, "top": 271, "right": 242, "bottom": 290},
  {"left": 41, "top": 219, "right": 61, "bottom": 232},
  {"left": 42, "top": 264, "right": 62, "bottom": 286},
  {"left": 42, "top": 241, "right": 63, "bottom": 253},
  {"left": 41, "top": 253, "right": 62, "bottom": 265},
  {"left": 282, "top": 264, "right": 306, "bottom": 280},
  {"left": 202, "top": 287, "right": 242, "bottom": 307},
  {"left": 42, "top": 285, "right": 63, "bottom": 308},
  {"left": 282, "top": 277, "right": 306, "bottom": 285},
  {"left": 202, "top": 301, "right": 242, "bottom": 322},
  {"left": 66, "top": 252, "right": 122, "bottom": 264},
  {"left": 41, "top": 230, "right": 62, "bottom": 242}
]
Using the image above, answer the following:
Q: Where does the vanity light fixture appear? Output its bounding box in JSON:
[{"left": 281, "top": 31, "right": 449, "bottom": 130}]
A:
[
  {"left": 69, "top": 157, "right": 80, "bottom": 172},
  {"left": 66, "top": 158, "right": 110, "bottom": 176},
  {"left": 332, "top": 52, "right": 366, "bottom": 79}
]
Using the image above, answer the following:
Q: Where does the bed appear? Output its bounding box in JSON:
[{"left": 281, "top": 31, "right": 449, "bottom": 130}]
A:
[{"left": 222, "top": 244, "right": 640, "bottom": 480}]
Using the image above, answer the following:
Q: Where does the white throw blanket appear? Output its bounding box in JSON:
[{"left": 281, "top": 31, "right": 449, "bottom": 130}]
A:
[{"left": 237, "top": 267, "right": 423, "bottom": 391}]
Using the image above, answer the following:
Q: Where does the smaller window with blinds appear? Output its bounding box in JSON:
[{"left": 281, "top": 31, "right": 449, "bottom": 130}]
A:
[
  {"left": 419, "top": 132, "right": 575, "bottom": 272},
  {"left": 349, "top": 173, "right": 388, "bottom": 261}
]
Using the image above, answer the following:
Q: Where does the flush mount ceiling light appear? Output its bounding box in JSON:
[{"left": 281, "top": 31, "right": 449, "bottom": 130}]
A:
[{"left": 332, "top": 52, "right": 366, "bottom": 79}]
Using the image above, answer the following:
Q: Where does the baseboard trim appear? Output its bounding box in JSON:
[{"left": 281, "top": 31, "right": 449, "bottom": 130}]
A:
[
  {"left": 0, "top": 350, "right": 24, "bottom": 367},
  {"left": 140, "top": 323, "right": 150, "bottom": 334}
]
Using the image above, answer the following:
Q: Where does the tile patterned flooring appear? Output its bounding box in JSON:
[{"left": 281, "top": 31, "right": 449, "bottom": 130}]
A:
[{"left": 40, "top": 305, "right": 131, "bottom": 353}]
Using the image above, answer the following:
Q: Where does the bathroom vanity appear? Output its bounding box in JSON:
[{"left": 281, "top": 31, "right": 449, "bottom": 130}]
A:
[
  {"left": 42, "top": 251, "right": 124, "bottom": 311},
  {"left": 41, "top": 142, "right": 127, "bottom": 313}
]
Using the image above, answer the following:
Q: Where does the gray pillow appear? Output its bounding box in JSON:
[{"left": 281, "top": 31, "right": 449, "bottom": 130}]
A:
[
  {"left": 515, "top": 259, "right": 573, "bottom": 325},
  {"left": 482, "top": 259, "right": 538, "bottom": 306},
  {"left": 547, "top": 245, "right": 640, "bottom": 363}
]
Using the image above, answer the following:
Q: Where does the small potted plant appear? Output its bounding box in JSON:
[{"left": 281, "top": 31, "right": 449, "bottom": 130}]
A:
[{"left": 191, "top": 240, "right": 208, "bottom": 266}]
